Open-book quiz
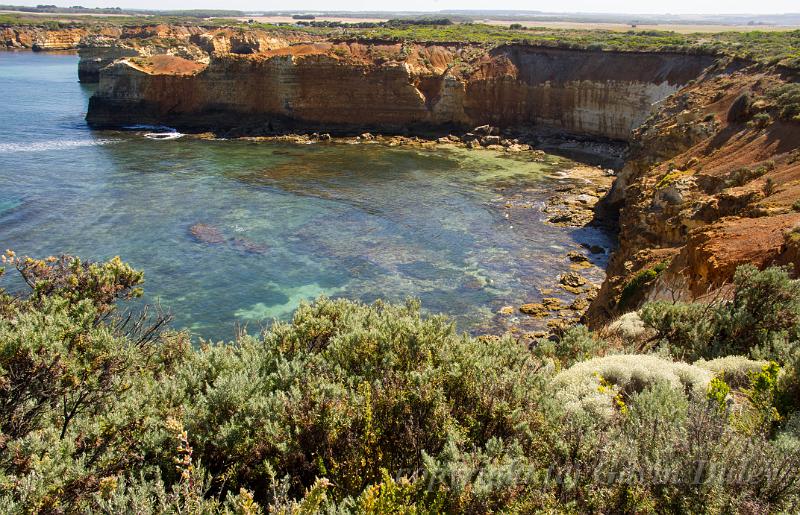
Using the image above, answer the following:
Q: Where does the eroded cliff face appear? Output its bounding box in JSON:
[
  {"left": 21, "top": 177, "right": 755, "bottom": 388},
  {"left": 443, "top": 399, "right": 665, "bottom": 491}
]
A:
[
  {"left": 587, "top": 62, "right": 800, "bottom": 323},
  {"left": 464, "top": 47, "right": 713, "bottom": 139},
  {"left": 75, "top": 26, "right": 323, "bottom": 83},
  {"left": 76, "top": 25, "right": 217, "bottom": 82},
  {"left": 86, "top": 42, "right": 713, "bottom": 140},
  {"left": 76, "top": 33, "right": 800, "bottom": 319},
  {"left": 2, "top": 26, "right": 91, "bottom": 50}
]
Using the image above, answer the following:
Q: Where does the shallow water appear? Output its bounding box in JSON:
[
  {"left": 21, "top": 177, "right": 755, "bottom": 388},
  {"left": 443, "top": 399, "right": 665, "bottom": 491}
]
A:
[{"left": 0, "top": 51, "right": 613, "bottom": 340}]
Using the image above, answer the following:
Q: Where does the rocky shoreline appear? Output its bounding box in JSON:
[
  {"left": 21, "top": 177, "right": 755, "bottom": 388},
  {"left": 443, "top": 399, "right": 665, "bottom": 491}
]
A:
[
  {"left": 12, "top": 21, "right": 798, "bottom": 333},
  {"left": 183, "top": 126, "right": 615, "bottom": 340}
]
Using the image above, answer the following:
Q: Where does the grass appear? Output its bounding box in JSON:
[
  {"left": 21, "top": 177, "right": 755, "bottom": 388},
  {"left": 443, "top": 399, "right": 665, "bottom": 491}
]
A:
[{"left": 656, "top": 170, "right": 690, "bottom": 189}]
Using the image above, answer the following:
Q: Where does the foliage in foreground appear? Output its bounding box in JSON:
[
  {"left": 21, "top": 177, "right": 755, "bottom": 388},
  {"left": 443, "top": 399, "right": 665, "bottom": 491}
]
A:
[{"left": 2, "top": 253, "right": 800, "bottom": 512}]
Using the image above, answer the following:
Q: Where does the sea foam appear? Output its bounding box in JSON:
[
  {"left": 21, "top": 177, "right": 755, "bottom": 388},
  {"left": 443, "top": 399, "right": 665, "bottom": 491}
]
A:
[{"left": 0, "top": 139, "right": 119, "bottom": 154}]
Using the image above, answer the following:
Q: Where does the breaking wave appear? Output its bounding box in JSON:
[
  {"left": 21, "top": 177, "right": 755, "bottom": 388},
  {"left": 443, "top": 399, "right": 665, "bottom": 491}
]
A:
[
  {"left": 144, "top": 132, "right": 184, "bottom": 140},
  {"left": 0, "top": 139, "right": 119, "bottom": 154}
]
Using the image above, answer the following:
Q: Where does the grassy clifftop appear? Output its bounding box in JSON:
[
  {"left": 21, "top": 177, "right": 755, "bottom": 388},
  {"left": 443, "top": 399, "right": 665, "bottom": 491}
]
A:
[{"left": 3, "top": 12, "right": 800, "bottom": 68}]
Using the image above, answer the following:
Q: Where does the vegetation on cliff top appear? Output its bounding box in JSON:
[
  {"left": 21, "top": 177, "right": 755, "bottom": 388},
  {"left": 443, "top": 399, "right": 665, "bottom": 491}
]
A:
[
  {"left": 2, "top": 251, "right": 800, "bottom": 512},
  {"left": 3, "top": 12, "right": 800, "bottom": 68}
]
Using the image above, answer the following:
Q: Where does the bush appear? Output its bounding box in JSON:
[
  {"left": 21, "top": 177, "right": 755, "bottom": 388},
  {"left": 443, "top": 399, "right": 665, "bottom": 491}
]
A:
[
  {"left": 695, "top": 355, "right": 768, "bottom": 388},
  {"left": 544, "top": 382, "right": 800, "bottom": 513},
  {"left": 606, "top": 311, "right": 653, "bottom": 341},
  {"left": 552, "top": 354, "right": 714, "bottom": 418},
  {"left": 748, "top": 111, "right": 773, "bottom": 128},
  {"left": 533, "top": 324, "right": 603, "bottom": 367},
  {"left": 618, "top": 261, "right": 669, "bottom": 311},
  {"left": 728, "top": 92, "right": 752, "bottom": 122},
  {"left": 0, "top": 256, "right": 548, "bottom": 511},
  {"left": 725, "top": 164, "right": 770, "bottom": 188},
  {"left": 167, "top": 297, "right": 547, "bottom": 501},
  {"left": 642, "top": 265, "right": 800, "bottom": 362},
  {"left": 768, "top": 83, "right": 800, "bottom": 122},
  {"left": 764, "top": 177, "right": 777, "bottom": 196},
  {"left": 4, "top": 255, "right": 800, "bottom": 512}
]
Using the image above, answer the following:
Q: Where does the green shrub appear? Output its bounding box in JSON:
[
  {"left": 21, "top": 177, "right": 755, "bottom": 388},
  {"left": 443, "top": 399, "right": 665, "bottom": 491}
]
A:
[
  {"left": 606, "top": 311, "right": 652, "bottom": 341},
  {"left": 725, "top": 165, "right": 770, "bottom": 188},
  {"left": 743, "top": 361, "right": 783, "bottom": 431},
  {"left": 706, "top": 376, "right": 731, "bottom": 414},
  {"left": 167, "top": 297, "right": 548, "bottom": 500},
  {"left": 618, "top": 261, "right": 669, "bottom": 311},
  {"left": 4, "top": 255, "right": 800, "bottom": 512},
  {"left": 552, "top": 354, "right": 713, "bottom": 418},
  {"left": 768, "top": 83, "right": 800, "bottom": 122},
  {"left": 642, "top": 265, "right": 800, "bottom": 362},
  {"left": 533, "top": 324, "right": 603, "bottom": 367},
  {"left": 695, "top": 355, "right": 768, "bottom": 388},
  {"left": 0, "top": 256, "right": 548, "bottom": 511},
  {"left": 764, "top": 177, "right": 777, "bottom": 196},
  {"left": 641, "top": 301, "right": 718, "bottom": 360},
  {"left": 727, "top": 92, "right": 752, "bottom": 122},
  {"left": 544, "top": 382, "right": 800, "bottom": 513},
  {"left": 748, "top": 111, "right": 773, "bottom": 128}
]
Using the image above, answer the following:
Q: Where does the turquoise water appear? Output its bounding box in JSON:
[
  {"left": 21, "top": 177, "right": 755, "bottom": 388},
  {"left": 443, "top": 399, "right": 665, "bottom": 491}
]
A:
[{"left": 0, "top": 51, "right": 612, "bottom": 340}]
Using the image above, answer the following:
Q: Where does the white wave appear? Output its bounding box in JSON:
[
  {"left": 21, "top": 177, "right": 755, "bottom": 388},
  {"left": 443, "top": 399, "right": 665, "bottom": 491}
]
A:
[
  {"left": 0, "top": 139, "right": 120, "bottom": 154},
  {"left": 144, "top": 132, "right": 184, "bottom": 140},
  {"left": 123, "top": 124, "right": 177, "bottom": 132}
]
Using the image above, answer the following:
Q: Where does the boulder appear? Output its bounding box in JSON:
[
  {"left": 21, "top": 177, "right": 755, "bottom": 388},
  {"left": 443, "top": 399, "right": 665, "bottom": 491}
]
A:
[
  {"left": 570, "top": 297, "right": 589, "bottom": 311},
  {"left": 560, "top": 272, "right": 587, "bottom": 288},
  {"left": 473, "top": 124, "right": 492, "bottom": 136},
  {"left": 567, "top": 251, "right": 590, "bottom": 263},
  {"left": 542, "top": 297, "right": 566, "bottom": 310},
  {"left": 189, "top": 223, "right": 225, "bottom": 245},
  {"left": 519, "top": 303, "right": 548, "bottom": 317},
  {"left": 498, "top": 305, "right": 515, "bottom": 315}
]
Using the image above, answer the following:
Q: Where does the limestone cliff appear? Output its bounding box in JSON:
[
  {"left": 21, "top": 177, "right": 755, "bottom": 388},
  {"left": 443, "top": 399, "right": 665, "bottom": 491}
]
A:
[
  {"left": 2, "top": 26, "right": 90, "bottom": 50},
  {"left": 85, "top": 43, "right": 713, "bottom": 140}
]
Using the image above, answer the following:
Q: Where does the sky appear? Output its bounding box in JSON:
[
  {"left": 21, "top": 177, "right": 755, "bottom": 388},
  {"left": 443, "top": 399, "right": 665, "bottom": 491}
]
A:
[{"left": 9, "top": 0, "right": 799, "bottom": 14}]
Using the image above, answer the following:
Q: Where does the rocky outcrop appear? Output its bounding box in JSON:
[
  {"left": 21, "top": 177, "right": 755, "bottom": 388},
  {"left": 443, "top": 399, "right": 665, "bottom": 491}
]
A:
[
  {"left": 190, "top": 28, "right": 293, "bottom": 55},
  {"left": 75, "top": 25, "right": 217, "bottom": 82},
  {"left": 74, "top": 26, "right": 320, "bottom": 83},
  {"left": 586, "top": 63, "right": 800, "bottom": 323},
  {"left": 2, "top": 26, "right": 35, "bottom": 48},
  {"left": 2, "top": 26, "right": 89, "bottom": 50},
  {"left": 78, "top": 35, "right": 139, "bottom": 83},
  {"left": 86, "top": 42, "right": 713, "bottom": 140}
]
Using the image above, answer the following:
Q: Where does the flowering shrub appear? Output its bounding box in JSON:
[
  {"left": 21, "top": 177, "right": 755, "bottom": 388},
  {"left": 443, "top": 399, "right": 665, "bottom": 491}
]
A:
[{"left": 553, "top": 354, "right": 714, "bottom": 418}]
